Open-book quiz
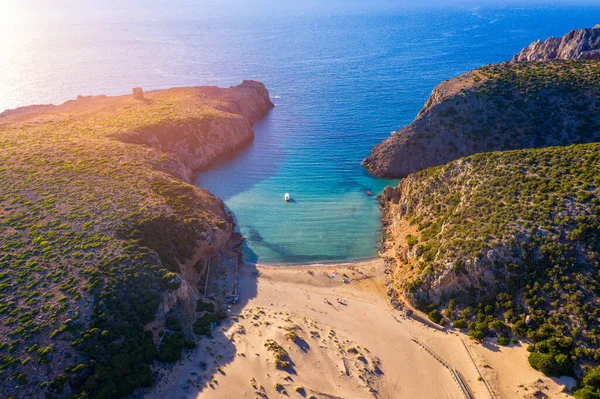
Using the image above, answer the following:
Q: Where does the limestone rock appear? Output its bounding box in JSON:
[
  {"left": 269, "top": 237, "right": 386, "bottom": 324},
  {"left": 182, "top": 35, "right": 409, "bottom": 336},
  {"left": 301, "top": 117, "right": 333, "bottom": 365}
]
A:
[
  {"left": 512, "top": 25, "right": 600, "bottom": 62},
  {"left": 380, "top": 185, "right": 400, "bottom": 204}
]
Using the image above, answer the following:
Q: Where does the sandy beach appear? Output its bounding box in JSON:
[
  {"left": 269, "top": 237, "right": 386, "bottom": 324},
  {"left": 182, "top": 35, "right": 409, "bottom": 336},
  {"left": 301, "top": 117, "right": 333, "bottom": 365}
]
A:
[{"left": 144, "top": 260, "right": 574, "bottom": 399}]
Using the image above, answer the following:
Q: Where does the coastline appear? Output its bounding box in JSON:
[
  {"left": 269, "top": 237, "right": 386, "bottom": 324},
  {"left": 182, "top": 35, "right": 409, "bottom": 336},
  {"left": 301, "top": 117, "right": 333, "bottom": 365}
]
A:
[
  {"left": 0, "top": 81, "right": 275, "bottom": 399},
  {"left": 251, "top": 257, "right": 381, "bottom": 269}
]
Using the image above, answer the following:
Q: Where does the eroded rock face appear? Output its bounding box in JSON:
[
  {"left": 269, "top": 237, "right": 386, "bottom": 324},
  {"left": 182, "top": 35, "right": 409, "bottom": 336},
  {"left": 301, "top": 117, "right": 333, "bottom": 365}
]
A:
[
  {"left": 512, "top": 25, "right": 600, "bottom": 62},
  {"left": 379, "top": 173, "right": 505, "bottom": 304},
  {"left": 222, "top": 80, "right": 276, "bottom": 122},
  {"left": 159, "top": 219, "right": 233, "bottom": 319}
]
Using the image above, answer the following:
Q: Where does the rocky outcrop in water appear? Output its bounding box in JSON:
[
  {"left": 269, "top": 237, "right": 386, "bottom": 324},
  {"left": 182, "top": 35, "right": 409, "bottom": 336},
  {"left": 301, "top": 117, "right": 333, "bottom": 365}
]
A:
[{"left": 512, "top": 24, "right": 600, "bottom": 62}]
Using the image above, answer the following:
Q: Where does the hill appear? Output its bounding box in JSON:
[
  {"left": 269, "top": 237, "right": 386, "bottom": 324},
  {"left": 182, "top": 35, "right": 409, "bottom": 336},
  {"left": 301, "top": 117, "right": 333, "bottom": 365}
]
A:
[
  {"left": 380, "top": 143, "right": 600, "bottom": 379},
  {"left": 0, "top": 82, "right": 272, "bottom": 398},
  {"left": 363, "top": 27, "right": 600, "bottom": 179}
]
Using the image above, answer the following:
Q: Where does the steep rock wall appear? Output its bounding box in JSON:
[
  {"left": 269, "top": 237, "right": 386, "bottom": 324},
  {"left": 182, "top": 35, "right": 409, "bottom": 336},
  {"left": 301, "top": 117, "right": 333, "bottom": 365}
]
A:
[{"left": 512, "top": 24, "right": 600, "bottom": 62}]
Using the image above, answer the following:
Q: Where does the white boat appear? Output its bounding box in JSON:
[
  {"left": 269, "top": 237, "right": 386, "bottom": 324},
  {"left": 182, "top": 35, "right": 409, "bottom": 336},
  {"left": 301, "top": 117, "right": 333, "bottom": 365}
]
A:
[{"left": 284, "top": 193, "right": 291, "bottom": 202}]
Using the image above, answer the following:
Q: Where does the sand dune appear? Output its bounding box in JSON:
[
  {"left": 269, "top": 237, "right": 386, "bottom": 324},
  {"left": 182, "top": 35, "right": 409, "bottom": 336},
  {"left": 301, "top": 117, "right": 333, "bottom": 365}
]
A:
[{"left": 144, "top": 260, "right": 574, "bottom": 399}]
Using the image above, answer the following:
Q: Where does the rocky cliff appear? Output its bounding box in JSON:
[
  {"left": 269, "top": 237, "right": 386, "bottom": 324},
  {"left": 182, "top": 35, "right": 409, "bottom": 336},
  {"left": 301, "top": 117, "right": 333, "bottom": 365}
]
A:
[
  {"left": 111, "top": 80, "right": 273, "bottom": 180},
  {"left": 0, "top": 82, "right": 272, "bottom": 398},
  {"left": 512, "top": 24, "right": 600, "bottom": 62},
  {"left": 364, "top": 30, "right": 600, "bottom": 179}
]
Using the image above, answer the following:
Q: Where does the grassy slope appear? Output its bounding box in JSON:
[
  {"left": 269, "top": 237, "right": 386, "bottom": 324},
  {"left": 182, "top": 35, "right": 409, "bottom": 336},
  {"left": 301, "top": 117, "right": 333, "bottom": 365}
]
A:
[
  {"left": 364, "top": 60, "right": 600, "bottom": 178},
  {"left": 0, "top": 88, "right": 259, "bottom": 398},
  {"left": 382, "top": 143, "right": 600, "bottom": 378}
]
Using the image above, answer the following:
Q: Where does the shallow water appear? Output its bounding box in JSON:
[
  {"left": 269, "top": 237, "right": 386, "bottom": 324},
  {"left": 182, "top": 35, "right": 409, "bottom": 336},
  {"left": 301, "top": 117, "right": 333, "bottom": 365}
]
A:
[{"left": 2, "top": 3, "right": 599, "bottom": 264}]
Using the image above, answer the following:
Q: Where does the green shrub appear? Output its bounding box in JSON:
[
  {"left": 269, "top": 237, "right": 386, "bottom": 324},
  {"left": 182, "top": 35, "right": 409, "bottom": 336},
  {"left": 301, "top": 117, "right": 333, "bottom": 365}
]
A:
[
  {"left": 574, "top": 366, "right": 600, "bottom": 399},
  {"left": 157, "top": 332, "right": 186, "bottom": 363},
  {"left": 165, "top": 316, "right": 182, "bottom": 332},
  {"left": 428, "top": 309, "right": 443, "bottom": 324},
  {"left": 452, "top": 319, "right": 468, "bottom": 329},
  {"left": 193, "top": 311, "right": 226, "bottom": 336},
  {"left": 469, "top": 329, "right": 485, "bottom": 341},
  {"left": 196, "top": 299, "right": 216, "bottom": 313},
  {"left": 528, "top": 352, "right": 571, "bottom": 377},
  {"left": 406, "top": 235, "right": 418, "bottom": 249}
]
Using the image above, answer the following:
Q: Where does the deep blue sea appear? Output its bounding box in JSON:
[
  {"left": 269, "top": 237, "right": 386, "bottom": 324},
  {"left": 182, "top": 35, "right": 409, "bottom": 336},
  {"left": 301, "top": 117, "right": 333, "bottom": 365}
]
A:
[{"left": 2, "top": 2, "right": 600, "bottom": 264}]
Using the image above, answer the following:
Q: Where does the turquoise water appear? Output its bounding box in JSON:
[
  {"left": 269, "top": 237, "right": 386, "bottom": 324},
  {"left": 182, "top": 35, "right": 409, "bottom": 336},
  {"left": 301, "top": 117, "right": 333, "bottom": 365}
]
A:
[
  {"left": 2, "top": 2, "right": 600, "bottom": 264},
  {"left": 197, "top": 111, "right": 394, "bottom": 264}
]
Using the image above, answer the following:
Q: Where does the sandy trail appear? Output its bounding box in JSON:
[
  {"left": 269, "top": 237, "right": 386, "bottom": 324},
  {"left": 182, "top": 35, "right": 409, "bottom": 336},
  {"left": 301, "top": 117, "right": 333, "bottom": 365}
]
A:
[{"left": 144, "top": 260, "right": 573, "bottom": 399}]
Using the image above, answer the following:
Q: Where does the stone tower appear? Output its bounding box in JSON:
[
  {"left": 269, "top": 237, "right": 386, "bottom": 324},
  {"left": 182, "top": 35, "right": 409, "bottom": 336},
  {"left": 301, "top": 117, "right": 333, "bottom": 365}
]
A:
[{"left": 132, "top": 87, "right": 144, "bottom": 100}]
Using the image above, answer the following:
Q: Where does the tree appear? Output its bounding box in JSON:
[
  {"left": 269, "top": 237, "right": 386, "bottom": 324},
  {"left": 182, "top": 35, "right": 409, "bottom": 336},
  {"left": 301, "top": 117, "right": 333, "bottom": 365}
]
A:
[{"left": 574, "top": 366, "right": 600, "bottom": 399}]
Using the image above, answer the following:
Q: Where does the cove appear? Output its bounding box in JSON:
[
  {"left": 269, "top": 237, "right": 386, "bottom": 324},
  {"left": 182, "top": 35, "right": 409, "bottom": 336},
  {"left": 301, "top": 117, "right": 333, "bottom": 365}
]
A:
[
  {"left": 194, "top": 8, "right": 600, "bottom": 265},
  {"left": 195, "top": 102, "right": 396, "bottom": 265}
]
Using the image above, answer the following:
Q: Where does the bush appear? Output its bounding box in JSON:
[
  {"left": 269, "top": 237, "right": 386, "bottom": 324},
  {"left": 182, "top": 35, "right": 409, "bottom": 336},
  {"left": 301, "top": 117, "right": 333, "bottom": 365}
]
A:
[
  {"left": 428, "top": 309, "right": 443, "bottom": 324},
  {"left": 452, "top": 319, "right": 468, "bottom": 329},
  {"left": 497, "top": 336, "right": 509, "bottom": 346},
  {"left": 406, "top": 234, "right": 418, "bottom": 249},
  {"left": 184, "top": 340, "right": 197, "bottom": 350},
  {"left": 196, "top": 299, "right": 215, "bottom": 313},
  {"left": 528, "top": 352, "right": 571, "bottom": 377},
  {"left": 157, "top": 332, "right": 186, "bottom": 363},
  {"left": 469, "top": 329, "right": 485, "bottom": 341},
  {"left": 264, "top": 339, "right": 291, "bottom": 369},
  {"left": 574, "top": 366, "right": 600, "bottom": 399},
  {"left": 165, "top": 316, "right": 182, "bottom": 332},
  {"left": 193, "top": 311, "right": 227, "bottom": 336}
]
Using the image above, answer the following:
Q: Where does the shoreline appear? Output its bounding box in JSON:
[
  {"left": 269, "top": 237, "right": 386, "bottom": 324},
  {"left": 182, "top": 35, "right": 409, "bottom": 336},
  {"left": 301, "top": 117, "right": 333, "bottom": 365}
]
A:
[
  {"left": 144, "top": 259, "right": 573, "bottom": 399},
  {"left": 250, "top": 257, "right": 381, "bottom": 269}
]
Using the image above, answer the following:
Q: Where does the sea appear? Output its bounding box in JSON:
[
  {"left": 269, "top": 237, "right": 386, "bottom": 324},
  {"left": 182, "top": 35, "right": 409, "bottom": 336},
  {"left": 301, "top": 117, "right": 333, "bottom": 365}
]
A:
[{"left": 2, "top": 1, "right": 599, "bottom": 264}]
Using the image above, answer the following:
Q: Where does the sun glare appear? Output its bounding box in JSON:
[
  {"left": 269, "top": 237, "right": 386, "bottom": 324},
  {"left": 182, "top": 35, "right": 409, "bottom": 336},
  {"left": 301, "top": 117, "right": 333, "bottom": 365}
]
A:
[
  {"left": 0, "top": 1, "right": 21, "bottom": 26},
  {"left": 0, "top": 2, "right": 24, "bottom": 61}
]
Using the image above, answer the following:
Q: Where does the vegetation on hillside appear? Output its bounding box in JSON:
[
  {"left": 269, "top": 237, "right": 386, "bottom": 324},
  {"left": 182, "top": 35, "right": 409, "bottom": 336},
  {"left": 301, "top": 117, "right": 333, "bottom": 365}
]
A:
[
  {"left": 467, "top": 60, "right": 600, "bottom": 149},
  {"left": 575, "top": 365, "right": 600, "bottom": 399},
  {"left": 383, "top": 143, "right": 600, "bottom": 380},
  {"left": 365, "top": 60, "right": 600, "bottom": 178},
  {"left": 0, "top": 88, "right": 253, "bottom": 398}
]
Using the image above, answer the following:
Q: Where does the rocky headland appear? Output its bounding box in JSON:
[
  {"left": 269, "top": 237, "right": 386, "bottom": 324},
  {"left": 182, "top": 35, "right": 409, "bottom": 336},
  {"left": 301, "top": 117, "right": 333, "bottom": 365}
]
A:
[
  {"left": 363, "top": 26, "right": 600, "bottom": 179},
  {"left": 0, "top": 82, "right": 272, "bottom": 398},
  {"left": 372, "top": 27, "right": 600, "bottom": 392},
  {"left": 379, "top": 142, "right": 600, "bottom": 383}
]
